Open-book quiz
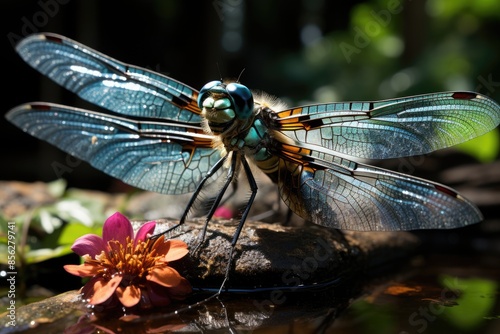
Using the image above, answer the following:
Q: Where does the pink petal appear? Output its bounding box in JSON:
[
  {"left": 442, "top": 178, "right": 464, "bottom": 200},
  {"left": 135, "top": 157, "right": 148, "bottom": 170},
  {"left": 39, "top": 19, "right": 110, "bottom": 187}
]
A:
[
  {"left": 86, "top": 274, "right": 122, "bottom": 305},
  {"left": 71, "top": 234, "right": 106, "bottom": 258},
  {"left": 102, "top": 212, "right": 134, "bottom": 246},
  {"left": 214, "top": 206, "right": 233, "bottom": 219},
  {"left": 147, "top": 266, "right": 182, "bottom": 288},
  {"left": 116, "top": 284, "right": 141, "bottom": 307},
  {"left": 134, "top": 221, "right": 156, "bottom": 246},
  {"left": 64, "top": 263, "right": 100, "bottom": 277}
]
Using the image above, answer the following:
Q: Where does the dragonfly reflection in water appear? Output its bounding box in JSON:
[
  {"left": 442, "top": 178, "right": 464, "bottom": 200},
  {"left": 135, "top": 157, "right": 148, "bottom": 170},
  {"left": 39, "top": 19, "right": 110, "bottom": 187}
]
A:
[{"left": 6, "top": 33, "right": 500, "bottom": 284}]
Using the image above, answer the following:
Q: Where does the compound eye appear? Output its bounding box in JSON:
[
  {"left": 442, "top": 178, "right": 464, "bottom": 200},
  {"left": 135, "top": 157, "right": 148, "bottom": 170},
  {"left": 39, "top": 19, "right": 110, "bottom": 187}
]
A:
[
  {"left": 226, "top": 83, "right": 254, "bottom": 119},
  {"left": 198, "top": 80, "right": 222, "bottom": 109},
  {"left": 200, "top": 80, "right": 222, "bottom": 93}
]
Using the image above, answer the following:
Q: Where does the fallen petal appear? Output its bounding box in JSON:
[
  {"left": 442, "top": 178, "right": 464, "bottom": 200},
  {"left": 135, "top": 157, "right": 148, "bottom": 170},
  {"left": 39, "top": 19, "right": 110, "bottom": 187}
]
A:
[{"left": 214, "top": 206, "right": 233, "bottom": 219}]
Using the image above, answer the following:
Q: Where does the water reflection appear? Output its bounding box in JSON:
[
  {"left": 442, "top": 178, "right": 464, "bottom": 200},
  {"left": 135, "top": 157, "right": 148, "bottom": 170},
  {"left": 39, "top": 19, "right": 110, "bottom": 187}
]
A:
[
  {"left": 83, "top": 253, "right": 499, "bottom": 334},
  {"left": 328, "top": 253, "right": 500, "bottom": 334},
  {"left": 5, "top": 252, "right": 498, "bottom": 333}
]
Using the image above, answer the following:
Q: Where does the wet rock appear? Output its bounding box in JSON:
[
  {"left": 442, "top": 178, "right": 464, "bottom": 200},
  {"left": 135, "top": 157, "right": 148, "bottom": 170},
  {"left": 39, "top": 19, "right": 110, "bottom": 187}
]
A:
[
  {"left": 138, "top": 218, "right": 420, "bottom": 289},
  {"left": 0, "top": 290, "right": 85, "bottom": 333}
]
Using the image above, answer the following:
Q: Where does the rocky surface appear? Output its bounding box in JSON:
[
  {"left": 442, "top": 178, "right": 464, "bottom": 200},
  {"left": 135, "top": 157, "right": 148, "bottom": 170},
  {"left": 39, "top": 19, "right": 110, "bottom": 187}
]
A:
[{"left": 147, "top": 218, "right": 419, "bottom": 289}]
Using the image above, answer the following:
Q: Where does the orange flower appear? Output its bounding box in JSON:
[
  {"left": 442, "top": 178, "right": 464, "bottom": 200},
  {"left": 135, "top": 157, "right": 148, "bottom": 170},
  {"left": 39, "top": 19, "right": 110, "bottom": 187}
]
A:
[{"left": 64, "top": 212, "right": 191, "bottom": 309}]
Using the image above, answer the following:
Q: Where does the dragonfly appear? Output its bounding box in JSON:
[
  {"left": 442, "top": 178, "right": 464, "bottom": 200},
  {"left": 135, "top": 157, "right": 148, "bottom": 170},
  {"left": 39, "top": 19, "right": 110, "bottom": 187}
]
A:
[{"left": 6, "top": 33, "right": 500, "bottom": 256}]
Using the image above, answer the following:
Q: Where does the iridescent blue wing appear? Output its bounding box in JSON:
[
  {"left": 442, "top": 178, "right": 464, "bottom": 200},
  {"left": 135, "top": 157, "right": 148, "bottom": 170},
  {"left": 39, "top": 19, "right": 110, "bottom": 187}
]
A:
[
  {"left": 6, "top": 103, "right": 219, "bottom": 195},
  {"left": 273, "top": 91, "right": 500, "bottom": 230},
  {"left": 276, "top": 92, "right": 500, "bottom": 159},
  {"left": 277, "top": 152, "right": 482, "bottom": 231},
  {"left": 7, "top": 33, "right": 221, "bottom": 195},
  {"left": 15, "top": 32, "right": 201, "bottom": 122}
]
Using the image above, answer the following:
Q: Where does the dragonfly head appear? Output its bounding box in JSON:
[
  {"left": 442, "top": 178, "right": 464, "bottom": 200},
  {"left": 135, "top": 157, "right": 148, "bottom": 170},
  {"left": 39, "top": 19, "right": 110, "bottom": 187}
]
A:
[{"left": 198, "top": 80, "right": 254, "bottom": 134}]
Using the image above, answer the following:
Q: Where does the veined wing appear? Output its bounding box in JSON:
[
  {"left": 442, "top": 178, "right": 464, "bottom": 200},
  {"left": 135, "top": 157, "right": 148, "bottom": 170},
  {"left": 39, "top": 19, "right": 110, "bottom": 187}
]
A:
[
  {"left": 276, "top": 92, "right": 500, "bottom": 159},
  {"left": 16, "top": 32, "right": 201, "bottom": 122},
  {"left": 6, "top": 103, "right": 220, "bottom": 195},
  {"left": 276, "top": 140, "right": 482, "bottom": 231}
]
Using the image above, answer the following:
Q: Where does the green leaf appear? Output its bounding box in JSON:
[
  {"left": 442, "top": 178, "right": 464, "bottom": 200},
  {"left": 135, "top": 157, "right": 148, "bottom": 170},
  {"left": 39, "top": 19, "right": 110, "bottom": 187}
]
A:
[
  {"left": 58, "top": 223, "right": 103, "bottom": 246},
  {"left": 46, "top": 179, "right": 68, "bottom": 198},
  {"left": 39, "top": 208, "right": 64, "bottom": 234},
  {"left": 23, "top": 245, "right": 73, "bottom": 265},
  {"left": 54, "top": 200, "right": 94, "bottom": 226}
]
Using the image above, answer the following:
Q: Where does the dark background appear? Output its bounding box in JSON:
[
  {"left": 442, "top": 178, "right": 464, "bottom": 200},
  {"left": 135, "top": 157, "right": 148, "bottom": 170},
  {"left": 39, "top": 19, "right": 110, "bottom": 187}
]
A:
[{"left": 2, "top": 0, "right": 499, "bottom": 192}]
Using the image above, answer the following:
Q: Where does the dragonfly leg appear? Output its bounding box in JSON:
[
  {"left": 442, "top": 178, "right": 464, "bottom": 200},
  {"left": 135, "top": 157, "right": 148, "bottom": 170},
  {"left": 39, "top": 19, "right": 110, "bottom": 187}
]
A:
[
  {"left": 248, "top": 186, "right": 283, "bottom": 222},
  {"left": 284, "top": 206, "right": 294, "bottom": 226},
  {"left": 179, "top": 155, "right": 228, "bottom": 225},
  {"left": 219, "top": 155, "right": 258, "bottom": 293},
  {"left": 149, "top": 155, "right": 227, "bottom": 240},
  {"left": 219, "top": 175, "right": 239, "bottom": 208},
  {"left": 193, "top": 153, "right": 239, "bottom": 252}
]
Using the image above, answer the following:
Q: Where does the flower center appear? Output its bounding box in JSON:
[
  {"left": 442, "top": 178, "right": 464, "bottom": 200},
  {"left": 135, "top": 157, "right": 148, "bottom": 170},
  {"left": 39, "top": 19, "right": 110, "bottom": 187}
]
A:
[{"left": 92, "top": 236, "right": 167, "bottom": 284}]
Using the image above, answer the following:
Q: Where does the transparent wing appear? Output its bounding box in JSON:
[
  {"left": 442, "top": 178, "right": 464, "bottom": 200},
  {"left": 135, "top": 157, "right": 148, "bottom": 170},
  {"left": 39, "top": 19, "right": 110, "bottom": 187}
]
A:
[
  {"left": 15, "top": 32, "right": 201, "bottom": 122},
  {"left": 277, "top": 147, "right": 482, "bottom": 231},
  {"left": 276, "top": 91, "right": 500, "bottom": 159},
  {"left": 6, "top": 103, "right": 220, "bottom": 195}
]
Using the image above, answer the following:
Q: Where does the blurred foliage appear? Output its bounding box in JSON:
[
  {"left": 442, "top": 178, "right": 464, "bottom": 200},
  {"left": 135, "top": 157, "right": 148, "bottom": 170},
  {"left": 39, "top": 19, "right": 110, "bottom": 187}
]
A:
[
  {"left": 261, "top": 0, "right": 500, "bottom": 160},
  {"left": 350, "top": 299, "right": 398, "bottom": 334},
  {"left": 270, "top": 0, "right": 500, "bottom": 101},
  {"left": 345, "top": 273, "right": 499, "bottom": 333},
  {"left": 0, "top": 179, "right": 123, "bottom": 279},
  {"left": 439, "top": 274, "right": 498, "bottom": 330},
  {"left": 2, "top": 183, "right": 85, "bottom": 266},
  {"left": 429, "top": 0, "right": 500, "bottom": 19}
]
